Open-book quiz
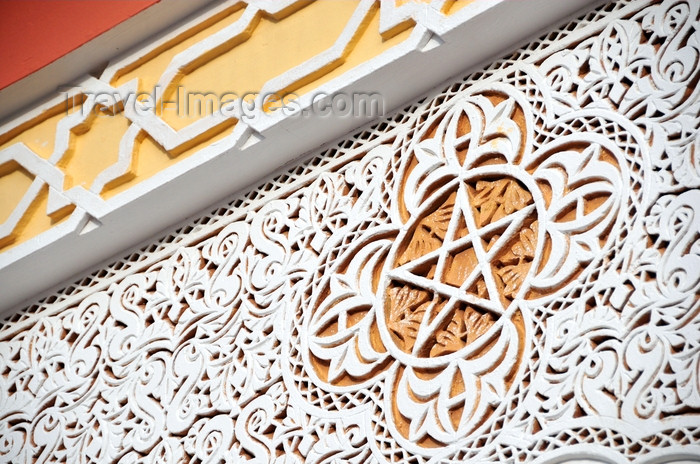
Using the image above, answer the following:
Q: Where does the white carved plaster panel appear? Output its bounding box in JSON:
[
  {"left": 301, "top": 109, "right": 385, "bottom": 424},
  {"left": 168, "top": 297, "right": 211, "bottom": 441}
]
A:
[{"left": 0, "top": 0, "right": 698, "bottom": 462}]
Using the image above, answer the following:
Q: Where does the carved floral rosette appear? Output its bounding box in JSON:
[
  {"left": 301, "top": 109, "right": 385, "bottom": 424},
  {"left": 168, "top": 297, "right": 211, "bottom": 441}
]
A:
[{"left": 297, "top": 79, "right": 634, "bottom": 457}]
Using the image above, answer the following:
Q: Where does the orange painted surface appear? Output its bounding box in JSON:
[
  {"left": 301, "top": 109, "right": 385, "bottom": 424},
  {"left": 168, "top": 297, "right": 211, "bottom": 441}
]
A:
[{"left": 0, "top": 0, "right": 159, "bottom": 90}]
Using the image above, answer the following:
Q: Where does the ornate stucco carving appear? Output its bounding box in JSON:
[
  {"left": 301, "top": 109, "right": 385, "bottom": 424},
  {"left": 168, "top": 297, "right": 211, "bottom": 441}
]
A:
[
  {"left": 0, "top": 0, "right": 698, "bottom": 462},
  {"left": 0, "top": 0, "right": 594, "bottom": 313}
]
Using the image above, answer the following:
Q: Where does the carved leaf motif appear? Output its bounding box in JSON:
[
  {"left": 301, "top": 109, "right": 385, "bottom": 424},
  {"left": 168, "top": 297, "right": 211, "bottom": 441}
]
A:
[
  {"left": 202, "top": 222, "right": 249, "bottom": 308},
  {"left": 532, "top": 143, "right": 622, "bottom": 289},
  {"left": 471, "top": 179, "right": 532, "bottom": 227},
  {"left": 432, "top": 307, "right": 495, "bottom": 357},
  {"left": 513, "top": 221, "right": 537, "bottom": 260},
  {"left": 432, "top": 319, "right": 464, "bottom": 357},
  {"left": 497, "top": 265, "right": 528, "bottom": 298},
  {"left": 309, "top": 238, "right": 391, "bottom": 384},
  {"left": 301, "top": 173, "right": 353, "bottom": 252},
  {"left": 387, "top": 286, "right": 430, "bottom": 352},
  {"left": 398, "top": 197, "right": 455, "bottom": 266},
  {"left": 447, "top": 96, "right": 524, "bottom": 168}
]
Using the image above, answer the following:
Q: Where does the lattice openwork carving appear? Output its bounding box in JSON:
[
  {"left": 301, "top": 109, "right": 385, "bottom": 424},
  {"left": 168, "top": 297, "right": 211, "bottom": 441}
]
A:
[{"left": 1, "top": 0, "right": 699, "bottom": 462}]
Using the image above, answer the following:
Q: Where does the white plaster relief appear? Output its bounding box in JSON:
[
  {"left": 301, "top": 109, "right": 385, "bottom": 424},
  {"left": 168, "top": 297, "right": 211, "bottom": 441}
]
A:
[
  {"left": 0, "top": 0, "right": 595, "bottom": 312},
  {"left": 0, "top": 1, "right": 698, "bottom": 463}
]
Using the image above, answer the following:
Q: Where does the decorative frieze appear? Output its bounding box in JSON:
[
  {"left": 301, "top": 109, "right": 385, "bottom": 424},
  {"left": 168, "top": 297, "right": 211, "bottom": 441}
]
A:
[{"left": 0, "top": 0, "right": 698, "bottom": 462}]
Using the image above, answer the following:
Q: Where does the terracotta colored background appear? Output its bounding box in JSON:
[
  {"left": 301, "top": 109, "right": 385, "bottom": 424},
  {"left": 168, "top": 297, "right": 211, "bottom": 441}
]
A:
[{"left": 0, "top": 0, "right": 159, "bottom": 90}]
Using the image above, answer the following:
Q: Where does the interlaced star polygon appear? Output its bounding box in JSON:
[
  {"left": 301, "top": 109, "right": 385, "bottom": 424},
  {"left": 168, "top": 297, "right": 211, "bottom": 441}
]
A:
[{"left": 385, "top": 176, "right": 534, "bottom": 357}]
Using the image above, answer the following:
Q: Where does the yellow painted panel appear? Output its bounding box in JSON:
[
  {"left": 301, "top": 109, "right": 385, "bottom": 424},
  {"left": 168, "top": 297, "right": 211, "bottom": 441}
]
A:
[
  {"left": 396, "top": 0, "right": 431, "bottom": 5},
  {"left": 102, "top": 120, "right": 237, "bottom": 199},
  {"left": 111, "top": 4, "right": 247, "bottom": 93},
  {"left": 0, "top": 104, "right": 81, "bottom": 160},
  {"left": 392, "top": 0, "right": 475, "bottom": 14},
  {"left": 0, "top": 162, "right": 33, "bottom": 224},
  {"left": 0, "top": 186, "right": 72, "bottom": 251},
  {"left": 160, "top": 1, "right": 359, "bottom": 130},
  {"left": 443, "top": 0, "right": 476, "bottom": 15},
  {"left": 58, "top": 111, "right": 132, "bottom": 190},
  {"left": 294, "top": 4, "right": 414, "bottom": 98}
]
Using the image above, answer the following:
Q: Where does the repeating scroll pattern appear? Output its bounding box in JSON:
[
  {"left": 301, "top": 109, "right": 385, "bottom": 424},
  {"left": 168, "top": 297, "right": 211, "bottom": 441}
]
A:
[
  {"left": 305, "top": 82, "right": 628, "bottom": 455},
  {"left": 1, "top": 1, "right": 699, "bottom": 463}
]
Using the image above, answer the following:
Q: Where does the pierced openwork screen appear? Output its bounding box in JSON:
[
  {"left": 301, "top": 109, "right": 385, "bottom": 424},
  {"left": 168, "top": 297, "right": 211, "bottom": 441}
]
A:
[{"left": 1, "top": 0, "right": 699, "bottom": 462}]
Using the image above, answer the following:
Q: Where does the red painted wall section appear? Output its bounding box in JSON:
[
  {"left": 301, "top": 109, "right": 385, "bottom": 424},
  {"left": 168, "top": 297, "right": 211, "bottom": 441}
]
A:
[{"left": 0, "top": 0, "right": 159, "bottom": 90}]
